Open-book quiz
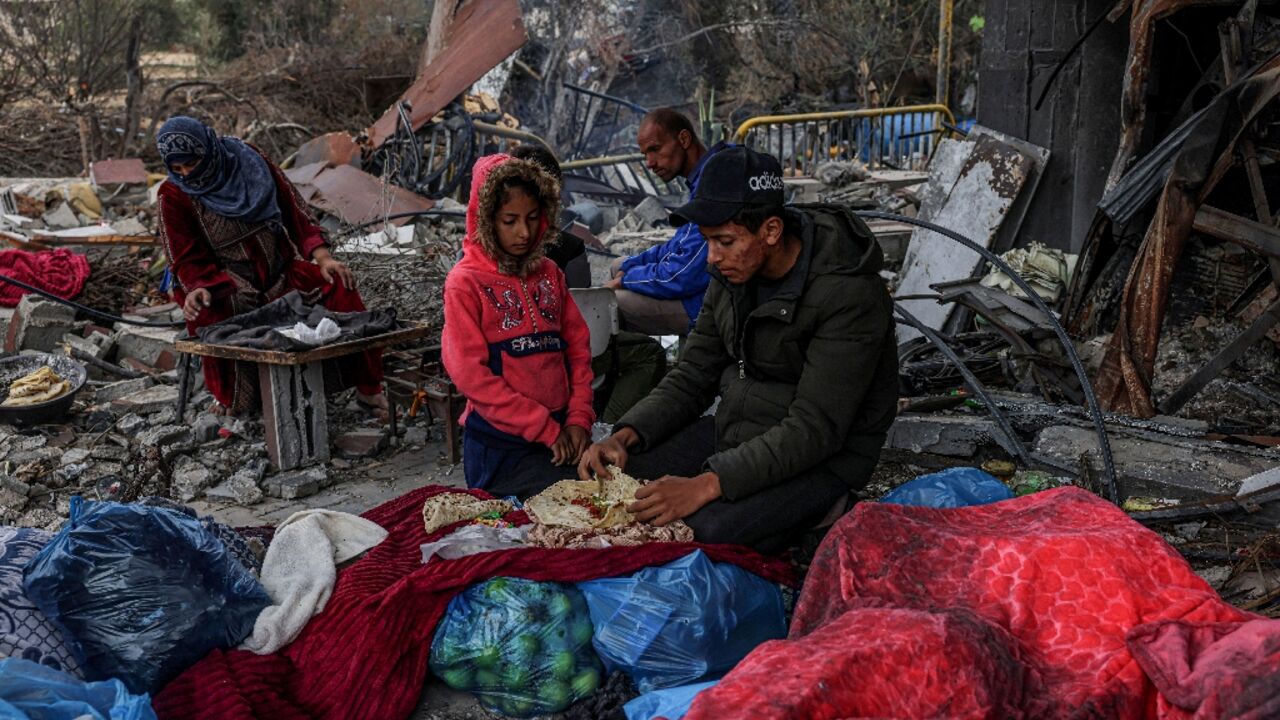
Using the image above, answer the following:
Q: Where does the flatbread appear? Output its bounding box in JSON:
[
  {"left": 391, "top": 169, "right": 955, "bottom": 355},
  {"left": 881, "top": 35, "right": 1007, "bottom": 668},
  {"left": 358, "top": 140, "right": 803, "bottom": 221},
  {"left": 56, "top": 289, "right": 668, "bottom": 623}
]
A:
[
  {"left": 1, "top": 367, "right": 71, "bottom": 407},
  {"left": 525, "top": 466, "right": 643, "bottom": 529}
]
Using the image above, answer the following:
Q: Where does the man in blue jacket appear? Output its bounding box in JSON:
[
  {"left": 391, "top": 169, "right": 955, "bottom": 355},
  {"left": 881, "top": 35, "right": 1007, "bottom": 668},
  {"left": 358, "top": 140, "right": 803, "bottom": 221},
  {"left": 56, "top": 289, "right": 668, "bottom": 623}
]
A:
[{"left": 606, "top": 108, "right": 729, "bottom": 334}]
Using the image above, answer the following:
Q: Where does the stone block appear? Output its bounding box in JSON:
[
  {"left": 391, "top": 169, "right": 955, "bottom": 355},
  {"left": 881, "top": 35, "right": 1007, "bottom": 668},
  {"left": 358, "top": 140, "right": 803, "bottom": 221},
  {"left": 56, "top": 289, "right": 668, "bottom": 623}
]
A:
[
  {"left": 137, "top": 424, "right": 191, "bottom": 451},
  {"left": 110, "top": 384, "right": 178, "bottom": 415},
  {"left": 117, "top": 413, "right": 147, "bottom": 435},
  {"left": 41, "top": 203, "right": 78, "bottom": 229},
  {"left": 265, "top": 466, "right": 327, "bottom": 500},
  {"left": 59, "top": 448, "right": 91, "bottom": 466},
  {"left": 334, "top": 428, "right": 390, "bottom": 459},
  {"left": 93, "top": 377, "right": 154, "bottom": 405},
  {"left": 171, "top": 457, "right": 215, "bottom": 501},
  {"left": 883, "top": 414, "right": 1005, "bottom": 458},
  {"left": 260, "top": 362, "right": 329, "bottom": 471},
  {"left": 0, "top": 308, "right": 15, "bottom": 344},
  {"left": 1034, "top": 424, "right": 1280, "bottom": 500},
  {"left": 5, "top": 295, "right": 77, "bottom": 353},
  {"left": 191, "top": 413, "right": 223, "bottom": 444},
  {"left": 62, "top": 333, "right": 107, "bottom": 360},
  {"left": 205, "top": 475, "right": 265, "bottom": 505},
  {"left": 113, "top": 324, "right": 179, "bottom": 367},
  {"left": 0, "top": 477, "right": 29, "bottom": 511}
]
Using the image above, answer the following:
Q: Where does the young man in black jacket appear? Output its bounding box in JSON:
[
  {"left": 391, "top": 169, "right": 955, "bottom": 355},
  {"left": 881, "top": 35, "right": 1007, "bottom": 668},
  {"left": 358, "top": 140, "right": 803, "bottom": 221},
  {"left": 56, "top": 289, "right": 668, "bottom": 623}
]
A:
[{"left": 579, "top": 147, "right": 898, "bottom": 552}]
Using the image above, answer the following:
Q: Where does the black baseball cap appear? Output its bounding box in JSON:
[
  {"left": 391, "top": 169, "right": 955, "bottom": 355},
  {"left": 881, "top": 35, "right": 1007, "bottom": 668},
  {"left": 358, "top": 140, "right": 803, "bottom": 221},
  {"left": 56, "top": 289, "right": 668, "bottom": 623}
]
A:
[{"left": 670, "top": 146, "right": 785, "bottom": 227}]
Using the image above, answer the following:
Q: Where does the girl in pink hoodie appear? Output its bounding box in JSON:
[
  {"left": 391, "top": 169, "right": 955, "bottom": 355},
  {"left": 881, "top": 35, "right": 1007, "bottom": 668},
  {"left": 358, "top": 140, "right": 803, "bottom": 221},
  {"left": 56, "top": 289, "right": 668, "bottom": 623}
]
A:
[{"left": 442, "top": 153, "right": 595, "bottom": 495}]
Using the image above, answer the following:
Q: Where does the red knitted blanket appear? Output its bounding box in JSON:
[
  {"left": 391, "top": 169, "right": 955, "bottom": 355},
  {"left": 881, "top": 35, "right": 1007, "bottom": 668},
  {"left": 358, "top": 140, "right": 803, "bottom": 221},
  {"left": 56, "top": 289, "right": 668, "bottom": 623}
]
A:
[
  {"left": 685, "top": 487, "right": 1273, "bottom": 719},
  {"left": 0, "top": 248, "right": 90, "bottom": 307},
  {"left": 153, "top": 485, "right": 792, "bottom": 720}
]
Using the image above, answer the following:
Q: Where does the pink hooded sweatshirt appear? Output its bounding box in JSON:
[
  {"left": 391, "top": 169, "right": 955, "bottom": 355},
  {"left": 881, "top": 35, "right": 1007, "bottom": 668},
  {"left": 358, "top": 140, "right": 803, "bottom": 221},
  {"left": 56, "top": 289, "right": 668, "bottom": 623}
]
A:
[{"left": 441, "top": 154, "right": 595, "bottom": 447}]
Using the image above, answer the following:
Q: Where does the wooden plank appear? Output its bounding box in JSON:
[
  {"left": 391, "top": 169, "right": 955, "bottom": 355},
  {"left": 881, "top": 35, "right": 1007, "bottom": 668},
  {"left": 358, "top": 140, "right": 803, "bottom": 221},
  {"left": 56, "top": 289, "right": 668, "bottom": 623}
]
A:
[
  {"left": 1193, "top": 205, "right": 1280, "bottom": 260},
  {"left": 895, "top": 135, "right": 1034, "bottom": 343},
  {"left": 367, "top": 0, "right": 526, "bottom": 149},
  {"left": 175, "top": 322, "right": 434, "bottom": 366}
]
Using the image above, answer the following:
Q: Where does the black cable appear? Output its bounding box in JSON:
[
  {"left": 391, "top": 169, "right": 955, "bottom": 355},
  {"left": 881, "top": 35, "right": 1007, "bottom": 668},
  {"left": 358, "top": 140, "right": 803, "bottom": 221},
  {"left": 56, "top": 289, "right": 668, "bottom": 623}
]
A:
[
  {"left": 894, "top": 304, "right": 1035, "bottom": 468},
  {"left": 856, "top": 210, "right": 1119, "bottom": 503},
  {"left": 0, "top": 272, "right": 186, "bottom": 328},
  {"left": 1034, "top": 7, "right": 1114, "bottom": 111}
]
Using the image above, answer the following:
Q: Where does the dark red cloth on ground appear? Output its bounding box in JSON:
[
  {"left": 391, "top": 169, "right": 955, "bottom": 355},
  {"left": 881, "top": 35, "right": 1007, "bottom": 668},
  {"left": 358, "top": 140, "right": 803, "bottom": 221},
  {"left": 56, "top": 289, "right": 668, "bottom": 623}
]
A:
[
  {"left": 686, "top": 487, "right": 1273, "bottom": 720},
  {"left": 0, "top": 248, "right": 90, "bottom": 307},
  {"left": 153, "top": 485, "right": 791, "bottom": 720}
]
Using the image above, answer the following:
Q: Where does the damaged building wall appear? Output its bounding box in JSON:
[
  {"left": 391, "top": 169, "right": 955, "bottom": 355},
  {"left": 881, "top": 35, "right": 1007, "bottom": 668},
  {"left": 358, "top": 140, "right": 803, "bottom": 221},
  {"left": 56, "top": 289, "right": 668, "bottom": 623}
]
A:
[{"left": 978, "top": 0, "right": 1129, "bottom": 253}]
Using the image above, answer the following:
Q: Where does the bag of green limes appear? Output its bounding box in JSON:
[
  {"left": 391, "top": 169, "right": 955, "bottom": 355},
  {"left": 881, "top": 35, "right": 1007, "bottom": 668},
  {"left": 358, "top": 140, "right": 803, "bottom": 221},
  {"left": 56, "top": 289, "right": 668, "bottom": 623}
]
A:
[{"left": 429, "top": 577, "right": 602, "bottom": 717}]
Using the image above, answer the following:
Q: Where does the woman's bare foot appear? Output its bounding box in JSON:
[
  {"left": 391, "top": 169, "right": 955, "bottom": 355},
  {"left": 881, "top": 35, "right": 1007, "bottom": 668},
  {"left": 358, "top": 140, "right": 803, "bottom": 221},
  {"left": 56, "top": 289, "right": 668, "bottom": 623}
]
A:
[
  {"left": 356, "top": 392, "right": 391, "bottom": 423},
  {"left": 209, "top": 401, "right": 233, "bottom": 417}
]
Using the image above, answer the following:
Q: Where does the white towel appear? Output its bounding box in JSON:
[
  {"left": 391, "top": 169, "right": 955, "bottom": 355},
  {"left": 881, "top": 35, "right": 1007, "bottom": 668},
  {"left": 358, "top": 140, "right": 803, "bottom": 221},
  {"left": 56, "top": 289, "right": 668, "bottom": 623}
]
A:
[{"left": 240, "top": 509, "right": 387, "bottom": 654}]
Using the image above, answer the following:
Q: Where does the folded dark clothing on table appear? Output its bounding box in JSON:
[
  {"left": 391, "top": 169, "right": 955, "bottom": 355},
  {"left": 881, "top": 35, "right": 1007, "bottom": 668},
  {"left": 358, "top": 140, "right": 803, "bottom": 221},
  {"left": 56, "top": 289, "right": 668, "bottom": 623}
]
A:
[{"left": 196, "top": 290, "right": 399, "bottom": 351}]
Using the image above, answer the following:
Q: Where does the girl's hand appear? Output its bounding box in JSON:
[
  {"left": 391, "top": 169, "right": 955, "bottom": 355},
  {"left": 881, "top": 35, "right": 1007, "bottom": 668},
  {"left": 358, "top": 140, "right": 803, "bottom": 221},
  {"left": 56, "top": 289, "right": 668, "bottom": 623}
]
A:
[{"left": 551, "top": 426, "right": 589, "bottom": 466}]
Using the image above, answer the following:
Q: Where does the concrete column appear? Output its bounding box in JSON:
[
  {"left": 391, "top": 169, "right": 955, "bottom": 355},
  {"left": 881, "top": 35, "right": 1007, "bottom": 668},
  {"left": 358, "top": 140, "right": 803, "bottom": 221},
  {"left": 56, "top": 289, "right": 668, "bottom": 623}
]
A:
[{"left": 259, "top": 362, "right": 330, "bottom": 471}]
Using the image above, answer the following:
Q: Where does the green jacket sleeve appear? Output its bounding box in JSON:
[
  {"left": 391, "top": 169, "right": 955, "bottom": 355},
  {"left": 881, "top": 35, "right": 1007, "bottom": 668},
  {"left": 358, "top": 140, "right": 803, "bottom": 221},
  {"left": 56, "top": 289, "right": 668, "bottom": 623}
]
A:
[
  {"left": 615, "top": 284, "right": 731, "bottom": 450},
  {"left": 707, "top": 277, "right": 891, "bottom": 500}
]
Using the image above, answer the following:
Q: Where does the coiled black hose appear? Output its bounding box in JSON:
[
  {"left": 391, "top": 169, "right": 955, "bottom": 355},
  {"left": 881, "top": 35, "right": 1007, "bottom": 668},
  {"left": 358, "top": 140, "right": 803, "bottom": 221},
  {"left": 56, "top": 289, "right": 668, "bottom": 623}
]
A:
[{"left": 856, "top": 210, "right": 1119, "bottom": 503}]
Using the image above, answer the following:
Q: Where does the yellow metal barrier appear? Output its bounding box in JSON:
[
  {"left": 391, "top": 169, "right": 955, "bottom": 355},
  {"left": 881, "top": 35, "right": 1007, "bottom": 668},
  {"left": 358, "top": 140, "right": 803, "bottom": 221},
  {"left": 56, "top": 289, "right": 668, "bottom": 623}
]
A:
[{"left": 733, "top": 104, "right": 956, "bottom": 174}]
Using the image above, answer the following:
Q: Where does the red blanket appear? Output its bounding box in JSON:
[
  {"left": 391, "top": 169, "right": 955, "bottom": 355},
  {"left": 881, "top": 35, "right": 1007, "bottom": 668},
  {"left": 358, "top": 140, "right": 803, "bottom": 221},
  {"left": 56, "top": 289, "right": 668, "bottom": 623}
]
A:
[
  {"left": 153, "top": 485, "right": 791, "bottom": 720},
  {"left": 0, "top": 248, "right": 90, "bottom": 307},
  {"left": 686, "top": 487, "right": 1274, "bottom": 719}
]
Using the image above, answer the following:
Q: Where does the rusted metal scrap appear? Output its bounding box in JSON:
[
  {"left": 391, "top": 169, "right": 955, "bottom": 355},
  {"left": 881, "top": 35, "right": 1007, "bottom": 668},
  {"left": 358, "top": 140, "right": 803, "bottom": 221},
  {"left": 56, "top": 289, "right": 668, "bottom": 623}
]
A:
[
  {"left": 285, "top": 162, "right": 434, "bottom": 228},
  {"left": 1093, "top": 56, "right": 1280, "bottom": 418},
  {"left": 1104, "top": 0, "right": 1235, "bottom": 192},
  {"left": 366, "top": 0, "right": 527, "bottom": 150}
]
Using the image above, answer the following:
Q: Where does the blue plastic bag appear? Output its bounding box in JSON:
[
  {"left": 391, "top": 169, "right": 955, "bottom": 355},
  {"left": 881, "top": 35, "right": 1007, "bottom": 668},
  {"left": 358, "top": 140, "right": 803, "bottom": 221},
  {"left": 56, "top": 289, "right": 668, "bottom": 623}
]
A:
[
  {"left": 0, "top": 657, "right": 155, "bottom": 720},
  {"left": 880, "top": 467, "right": 1014, "bottom": 508},
  {"left": 430, "top": 577, "right": 603, "bottom": 718},
  {"left": 577, "top": 550, "right": 786, "bottom": 693},
  {"left": 624, "top": 680, "right": 718, "bottom": 720},
  {"left": 23, "top": 498, "right": 270, "bottom": 695}
]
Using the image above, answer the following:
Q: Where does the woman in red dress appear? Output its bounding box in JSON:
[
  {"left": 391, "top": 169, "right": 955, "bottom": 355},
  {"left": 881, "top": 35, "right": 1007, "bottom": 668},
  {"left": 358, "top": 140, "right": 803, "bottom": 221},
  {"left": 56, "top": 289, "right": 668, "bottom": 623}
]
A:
[{"left": 155, "top": 116, "right": 388, "bottom": 417}]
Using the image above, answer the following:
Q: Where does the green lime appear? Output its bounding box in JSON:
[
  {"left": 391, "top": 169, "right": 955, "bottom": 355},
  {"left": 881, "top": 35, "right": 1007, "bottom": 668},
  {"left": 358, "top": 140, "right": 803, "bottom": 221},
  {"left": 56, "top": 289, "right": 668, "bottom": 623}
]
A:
[
  {"left": 483, "top": 577, "right": 510, "bottom": 600},
  {"left": 438, "top": 666, "right": 473, "bottom": 689},
  {"left": 514, "top": 627, "right": 540, "bottom": 655},
  {"left": 474, "top": 645, "right": 502, "bottom": 670},
  {"left": 538, "top": 680, "right": 572, "bottom": 710},
  {"left": 570, "top": 618, "right": 594, "bottom": 646},
  {"left": 549, "top": 650, "right": 576, "bottom": 679},
  {"left": 474, "top": 669, "right": 501, "bottom": 689},
  {"left": 570, "top": 667, "right": 601, "bottom": 698},
  {"left": 547, "top": 593, "right": 574, "bottom": 619}
]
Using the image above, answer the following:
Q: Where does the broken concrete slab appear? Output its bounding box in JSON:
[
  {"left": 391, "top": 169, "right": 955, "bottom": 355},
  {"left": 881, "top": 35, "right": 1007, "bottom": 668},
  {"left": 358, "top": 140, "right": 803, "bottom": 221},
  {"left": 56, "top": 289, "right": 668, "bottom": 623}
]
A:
[
  {"left": 113, "top": 324, "right": 179, "bottom": 367},
  {"left": 883, "top": 413, "right": 1012, "bottom": 458},
  {"left": 265, "top": 466, "right": 328, "bottom": 500},
  {"left": 93, "top": 376, "right": 154, "bottom": 404},
  {"left": 171, "top": 456, "right": 215, "bottom": 502},
  {"left": 1033, "top": 424, "right": 1280, "bottom": 500},
  {"left": 205, "top": 470, "right": 265, "bottom": 505},
  {"left": 334, "top": 428, "right": 391, "bottom": 459},
  {"left": 40, "top": 203, "right": 79, "bottom": 230},
  {"left": 62, "top": 333, "right": 109, "bottom": 360},
  {"left": 5, "top": 294, "right": 78, "bottom": 353},
  {"left": 191, "top": 414, "right": 223, "bottom": 444},
  {"left": 110, "top": 384, "right": 177, "bottom": 415}
]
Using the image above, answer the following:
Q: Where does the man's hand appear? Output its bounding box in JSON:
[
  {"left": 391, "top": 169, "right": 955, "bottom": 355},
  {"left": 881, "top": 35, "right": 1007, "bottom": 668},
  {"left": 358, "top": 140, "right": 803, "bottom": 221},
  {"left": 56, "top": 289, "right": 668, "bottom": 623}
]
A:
[
  {"left": 629, "top": 472, "right": 721, "bottom": 526},
  {"left": 313, "top": 248, "right": 355, "bottom": 289},
  {"left": 551, "top": 425, "right": 590, "bottom": 466},
  {"left": 603, "top": 275, "right": 623, "bottom": 290},
  {"left": 183, "top": 288, "right": 211, "bottom": 321},
  {"left": 578, "top": 426, "right": 639, "bottom": 481}
]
